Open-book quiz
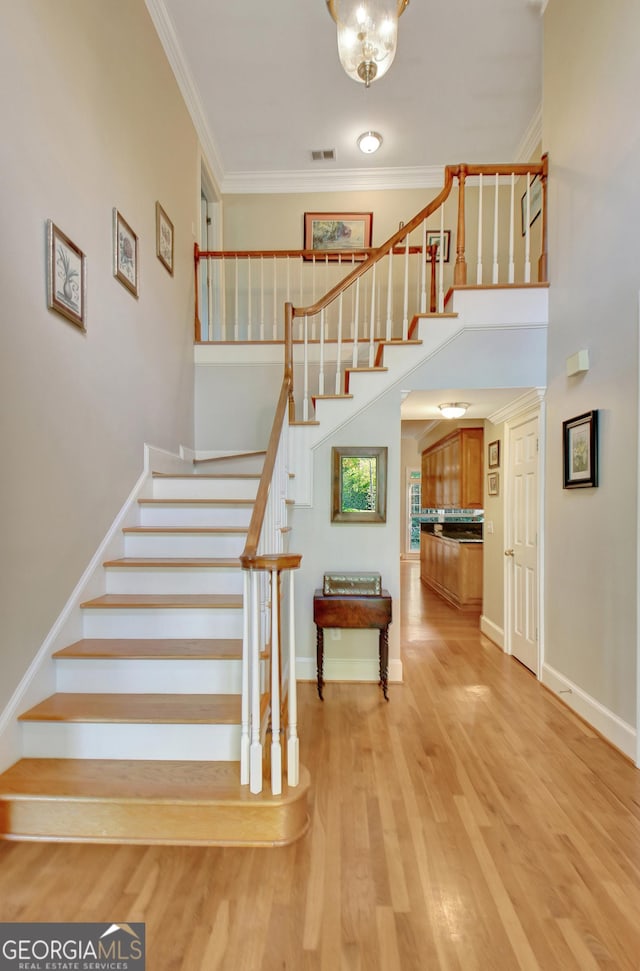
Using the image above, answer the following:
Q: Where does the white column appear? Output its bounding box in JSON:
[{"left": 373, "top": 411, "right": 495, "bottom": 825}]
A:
[
  {"left": 287, "top": 569, "right": 299, "bottom": 787},
  {"left": 249, "top": 571, "right": 263, "bottom": 794},
  {"left": 270, "top": 570, "right": 282, "bottom": 796}
]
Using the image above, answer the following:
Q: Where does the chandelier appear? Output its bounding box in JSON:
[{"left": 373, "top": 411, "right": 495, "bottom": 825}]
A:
[{"left": 326, "top": 1, "right": 409, "bottom": 87}]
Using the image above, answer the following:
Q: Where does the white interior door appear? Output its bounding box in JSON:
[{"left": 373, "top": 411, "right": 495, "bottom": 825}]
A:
[{"left": 507, "top": 414, "right": 539, "bottom": 673}]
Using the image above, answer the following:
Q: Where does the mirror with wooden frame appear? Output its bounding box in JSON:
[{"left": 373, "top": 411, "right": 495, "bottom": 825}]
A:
[{"left": 331, "top": 446, "right": 388, "bottom": 523}]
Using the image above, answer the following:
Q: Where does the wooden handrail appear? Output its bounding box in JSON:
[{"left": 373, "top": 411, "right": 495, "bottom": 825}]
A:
[
  {"left": 239, "top": 377, "right": 291, "bottom": 568},
  {"left": 293, "top": 165, "right": 459, "bottom": 319},
  {"left": 196, "top": 248, "right": 375, "bottom": 260}
]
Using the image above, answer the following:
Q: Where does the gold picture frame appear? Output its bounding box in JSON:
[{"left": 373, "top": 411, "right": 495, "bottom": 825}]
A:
[{"left": 46, "top": 220, "right": 86, "bottom": 331}]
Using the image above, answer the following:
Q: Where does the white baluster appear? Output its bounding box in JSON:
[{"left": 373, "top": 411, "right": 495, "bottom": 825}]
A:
[
  {"left": 438, "top": 206, "right": 445, "bottom": 313},
  {"left": 420, "top": 221, "right": 427, "bottom": 313},
  {"left": 249, "top": 570, "right": 263, "bottom": 794},
  {"left": 270, "top": 569, "right": 282, "bottom": 795},
  {"left": 287, "top": 569, "right": 299, "bottom": 787},
  {"left": 319, "top": 310, "right": 325, "bottom": 396},
  {"left": 477, "top": 173, "right": 484, "bottom": 285},
  {"left": 352, "top": 277, "right": 360, "bottom": 368},
  {"left": 335, "top": 291, "right": 344, "bottom": 394},
  {"left": 303, "top": 315, "right": 309, "bottom": 422},
  {"left": 402, "top": 233, "right": 410, "bottom": 340},
  {"left": 508, "top": 173, "right": 515, "bottom": 284},
  {"left": 311, "top": 256, "right": 317, "bottom": 340},
  {"left": 240, "top": 569, "right": 250, "bottom": 785},
  {"left": 247, "top": 258, "right": 252, "bottom": 341},
  {"left": 386, "top": 252, "right": 393, "bottom": 341},
  {"left": 492, "top": 173, "right": 499, "bottom": 284},
  {"left": 260, "top": 257, "right": 265, "bottom": 341},
  {"left": 220, "top": 257, "right": 227, "bottom": 341},
  {"left": 272, "top": 256, "right": 278, "bottom": 339},
  {"left": 524, "top": 173, "right": 532, "bottom": 283},
  {"left": 234, "top": 256, "right": 239, "bottom": 341},
  {"left": 368, "top": 262, "right": 377, "bottom": 367}
]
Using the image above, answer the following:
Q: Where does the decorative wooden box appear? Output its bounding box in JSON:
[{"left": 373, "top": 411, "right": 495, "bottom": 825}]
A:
[{"left": 322, "top": 572, "right": 382, "bottom": 596}]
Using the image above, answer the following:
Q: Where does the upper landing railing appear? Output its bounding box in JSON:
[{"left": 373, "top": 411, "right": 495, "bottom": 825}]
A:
[{"left": 194, "top": 157, "right": 548, "bottom": 419}]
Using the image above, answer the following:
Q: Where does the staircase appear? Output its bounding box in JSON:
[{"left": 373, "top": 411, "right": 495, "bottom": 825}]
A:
[{"left": 0, "top": 455, "right": 309, "bottom": 846}]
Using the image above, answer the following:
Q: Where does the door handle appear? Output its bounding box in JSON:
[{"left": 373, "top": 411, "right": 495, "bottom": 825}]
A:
[{"left": 504, "top": 549, "right": 515, "bottom": 557}]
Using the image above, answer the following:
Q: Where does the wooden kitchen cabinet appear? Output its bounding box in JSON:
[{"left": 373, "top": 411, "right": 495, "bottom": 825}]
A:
[
  {"left": 421, "top": 428, "right": 483, "bottom": 509},
  {"left": 420, "top": 532, "right": 483, "bottom": 608}
]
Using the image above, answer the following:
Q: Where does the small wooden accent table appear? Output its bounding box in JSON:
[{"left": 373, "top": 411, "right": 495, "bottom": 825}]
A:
[{"left": 313, "top": 589, "right": 392, "bottom": 701}]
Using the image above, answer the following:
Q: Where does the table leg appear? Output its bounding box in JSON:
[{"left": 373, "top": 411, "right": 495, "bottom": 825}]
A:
[
  {"left": 316, "top": 626, "right": 324, "bottom": 700},
  {"left": 379, "top": 626, "right": 389, "bottom": 701}
]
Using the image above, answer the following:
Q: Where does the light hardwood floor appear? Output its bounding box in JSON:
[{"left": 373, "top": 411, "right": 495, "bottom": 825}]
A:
[{"left": 1, "top": 560, "right": 640, "bottom": 969}]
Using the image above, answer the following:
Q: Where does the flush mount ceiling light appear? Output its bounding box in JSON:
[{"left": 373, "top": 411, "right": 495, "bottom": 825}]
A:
[
  {"left": 357, "top": 131, "right": 383, "bottom": 154},
  {"left": 326, "top": 1, "right": 409, "bottom": 88},
  {"left": 438, "top": 402, "right": 469, "bottom": 420}
]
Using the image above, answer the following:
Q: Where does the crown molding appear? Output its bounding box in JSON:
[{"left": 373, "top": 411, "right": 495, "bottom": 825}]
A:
[
  {"left": 144, "top": 0, "right": 225, "bottom": 190},
  {"left": 515, "top": 102, "right": 543, "bottom": 161},
  {"left": 220, "top": 165, "right": 447, "bottom": 195},
  {"left": 488, "top": 387, "right": 545, "bottom": 425}
]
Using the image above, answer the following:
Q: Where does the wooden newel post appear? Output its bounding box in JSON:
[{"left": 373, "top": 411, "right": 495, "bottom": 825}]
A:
[
  {"left": 193, "top": 243, "right": 202, "bottom": 342},
  {"left": 284, "top": 302, "right": 295, "bottom": 421},
  {"left": 538, "top": 153, "right": 549, "bottom": 283},
  {"left": 454, "top": 165, "right": 468, "bottom": 286},
  {"left": 428, "top": 243, "right": 438, "bottom": 312}
]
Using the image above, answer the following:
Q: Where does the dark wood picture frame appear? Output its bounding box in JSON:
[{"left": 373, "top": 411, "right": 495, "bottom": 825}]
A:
[
  {"left": 304, "top": 211, "right": 373, "bottom": 261},
  {"left": 425, "top": 229, "right": 451, "bottom": 262},
  {"left": 488, "top": 440, "right": 500, "bottom": 469},
  {"left": 331, "top": 446, "right": 387, "bottom": 523},
  {"left": 563, "top": 410, "right": 598, "bottom": 488}
]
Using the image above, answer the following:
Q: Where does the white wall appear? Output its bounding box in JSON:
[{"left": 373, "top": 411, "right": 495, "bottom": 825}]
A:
[
  {"left": 291, "top": 390, "right": 403, "bottom": 685},
  {"left": 0, "top": 1, "right": 199, "bottom": 713},
  {"left": 481, "top": 420, "right": 506, "bottom": 645},
  {"left": 543, "top": 0, "right": 639, "bottom": 731}
]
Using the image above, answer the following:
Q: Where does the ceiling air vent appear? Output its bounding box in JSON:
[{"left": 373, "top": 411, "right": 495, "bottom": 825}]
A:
[{"left": 311, "top": 149, "right": 336, "bottom": 162}]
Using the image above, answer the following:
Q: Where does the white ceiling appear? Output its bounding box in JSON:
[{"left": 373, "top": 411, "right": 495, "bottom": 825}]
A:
[
  {"left": 400, "top": 388, "right": 531, "bottom": 439},
  {"left": 149, "top": 0, "right": 544, "bottom": 193}
]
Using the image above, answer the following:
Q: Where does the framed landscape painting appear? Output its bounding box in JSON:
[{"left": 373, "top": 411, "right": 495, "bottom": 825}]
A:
[{"left": 304, "top": 212, "right": 372, "bottom": 261}]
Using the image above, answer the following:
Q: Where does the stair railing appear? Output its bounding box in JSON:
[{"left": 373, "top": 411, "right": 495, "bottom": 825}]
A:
[
  {"left": 239, "top": 316, "right": 301, "bottom": 795},
  {"left": 195, "top": 157, "right": 548, "bottom": 423}
]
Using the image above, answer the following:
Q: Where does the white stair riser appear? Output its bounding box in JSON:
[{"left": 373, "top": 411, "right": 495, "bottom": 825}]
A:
[
  {"left": 82, "top": 608, "right": 244, "bottom": 639},
  {"left": 105, "top": 568, "right": 243, "bottom": 595},
  {"left": 21, "top": 722, "right": 241, "bottom": 761},
  {"left": 124, "top": 533, "right": 247, "bottom": 557},
  {"left": 138, "top": 505, "right": 253, "bottom": 527},
  {"left": 56, "top": 659, "right": 242, "bottom": 694},
  {"left": 152, "top": 478, "right": 259, "bottom": 500}
]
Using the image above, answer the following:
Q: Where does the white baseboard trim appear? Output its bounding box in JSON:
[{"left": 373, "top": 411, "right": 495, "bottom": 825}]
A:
[
  {"left": 480, "top": 615, "right": 504, "bottom": 650},
  {"left": 297, "top": 657, "right": 403, "bottom": 685},
  {"left": 0, "top": 444, "right": 191, "bottom": 773},
  {"left": 542, "top": 663, "right": 637, "bottom": 762}
]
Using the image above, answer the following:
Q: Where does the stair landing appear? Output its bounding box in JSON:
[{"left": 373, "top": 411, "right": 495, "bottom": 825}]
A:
[{"left": 0, "top": 758, "right": 310, "bottom": 846}]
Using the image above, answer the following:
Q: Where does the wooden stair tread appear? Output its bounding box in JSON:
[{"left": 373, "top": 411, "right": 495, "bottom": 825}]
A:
[
  {"left": 152, "top": 472, "right": 261, "bottom": 480},
  {"left": 80, "top": 593, "right": 243, "bottom": 609},
  {"left": 311, "top": 394, "right": 353, "bottom": 402},
  {"left": 103, "top": 557, "right": 242, "bottom": 569},
  {"left": 122, "top": 526, "right": 248, "bottom": 534},
  {"left": 53, "top": 638, "right": 243, "bottom": 660},
  {"left": 193, "top": 450, "right": 266, "bottom": 464},
  {"left": 19, "top": 693, "right": 242, "bottom": 724},
  {"left": 0, "top": 759, "right": 307, "bottom": 806},
  {"left": 138, "top": 499, "right": 255, "bottom": 508}
]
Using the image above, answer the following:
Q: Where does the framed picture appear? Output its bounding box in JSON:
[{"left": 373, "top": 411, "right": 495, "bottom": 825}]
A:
[
  {"left": 521, "top": 175, "right": 542, "bottom": 236},
  {"left": 487, "top": 472, "right": 499, "bottom": 497},
  {"left": 425, "top": 229, "right": 451, "bottom": 262},
  {"left": 563, "top": 410, "right": 598, "bottom": 489},
  {"left": 331, "top": 446, "right": 387, "bottom": 523},
  {"left": 156, "top": 201, "right": 174, "bottom": 275},
  {"left": 113, "top": 209, "right": 138, "bottom": 296},
  {"left": 488, "top": 440, "right": 500, "bottom": 469},
  {"left": 46, "top": 220, "right": 86, "bottom": 331},
  {"left": 304, "top": 212, "right": 373, "bottom": 261}
]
